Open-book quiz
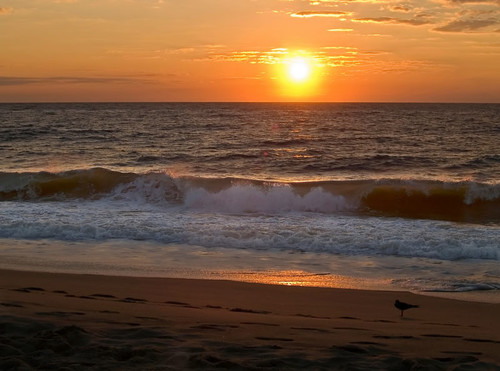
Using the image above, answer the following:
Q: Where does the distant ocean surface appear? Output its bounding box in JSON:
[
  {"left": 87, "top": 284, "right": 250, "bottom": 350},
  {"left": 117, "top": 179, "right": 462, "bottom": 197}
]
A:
[{"left": 1, "top": 103, "right": 499, "bottom": 301}]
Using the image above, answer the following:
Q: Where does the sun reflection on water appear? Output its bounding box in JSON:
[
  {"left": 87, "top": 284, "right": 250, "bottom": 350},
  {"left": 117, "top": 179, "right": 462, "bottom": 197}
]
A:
[{"left": 222, "top": 270, "right": 373, "bottom": 289}]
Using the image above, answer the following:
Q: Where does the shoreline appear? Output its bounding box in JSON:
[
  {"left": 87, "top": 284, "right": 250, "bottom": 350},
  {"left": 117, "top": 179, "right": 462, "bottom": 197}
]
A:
[
  {"left": 3, "top": 262, "right": 500, "bottom": 305},
  {"left": 2, "top": 238, "right": 499, "bottom": 305},
  {"left": 1, "top": 268, "right": 499, "bottom": 369}
]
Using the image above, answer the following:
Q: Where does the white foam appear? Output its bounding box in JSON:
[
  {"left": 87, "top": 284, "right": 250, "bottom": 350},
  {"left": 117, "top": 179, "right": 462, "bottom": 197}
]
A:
[
  {"left": 465, "top": 181, "right": 500, "bottom": 204},
  {"left": 107, "top": 172, "right": 181, "bottom": 205},
  {"left": 0, "top": 199, "right": 498, "bottom": 261},
  {"left": 184, "top": 185, "right": 352, "bottom": 214}
]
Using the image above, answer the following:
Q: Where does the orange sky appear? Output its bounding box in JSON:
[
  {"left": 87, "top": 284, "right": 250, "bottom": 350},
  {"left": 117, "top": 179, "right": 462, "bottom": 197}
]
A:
[{"left": 1, "top": 0, "right": 499, "bottom": 102}]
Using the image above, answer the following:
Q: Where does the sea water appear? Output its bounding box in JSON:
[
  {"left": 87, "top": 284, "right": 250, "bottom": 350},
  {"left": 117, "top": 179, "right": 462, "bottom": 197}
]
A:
[{"left": 1, "top": 103, "right": 499, "bottom": 301}]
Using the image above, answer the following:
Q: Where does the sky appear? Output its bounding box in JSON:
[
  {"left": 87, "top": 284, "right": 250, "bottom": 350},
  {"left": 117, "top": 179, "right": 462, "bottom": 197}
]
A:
[{"left": 1, "top": 0, "right": 500, "bottom": 102}]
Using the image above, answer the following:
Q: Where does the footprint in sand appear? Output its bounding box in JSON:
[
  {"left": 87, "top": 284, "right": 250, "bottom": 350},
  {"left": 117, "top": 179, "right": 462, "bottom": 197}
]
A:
[
  {"left": 295, "top": 313, "right": 330, "bottom": 319},
  {"left": 90, "top": 294, "right": 117, "bottom": 299},
  {"left": 120, "top": 297, "right": 148, "bottom": 303},
  {"left": 442, "top": 350, "right": 483, "bottom": 356},
  {"left": 338, "top": 316, "right": 360, "bottom": 320},
  {"left": 36, "top": 311, "right": 86, "bottom": 317},
  {"left": 103, "top": 320, "right": 141, "bottom": 326},
  {"left": 192, "top": 324, "right": 239, "bottom": 331},
  {"left": 425, "top": 322, "right": 460, "bottom": 327},
  {"left": 13, "top": 287, "right": 45, "bottom": 293},
  {"left": 351, "top": 341, "right": 388, "bottom": 347},
  {"left": 230, "top": 308, "right": 271, "bottom": 315},
  {"left": 241, "top": 322, "right": 280, "bottom": 327},
  {"left": 165, "top": 301, "right": 200, "bottom": 309},
  {"left": 422, "top": 334, "right": 462, "bottom": 339},
  {"left": 255, "top": 336, "right": 294, "bottom": 342},
  {"left": 433, "top": 356, "right": 479, "bottom": 363},
  {"left": 1, "top": 302, "right": 24, "bottom": 308},
  {"left": 463, "top": 338, "right": 500, "bottom": 344},
  {"left": 373, "top": 335, "right": 417, "bottom": 340},
  {"left": 291, "top": 327, "right": 331, "bottom": 334},
  {"left": 333, "top": 327, "right": 368, "bottom": 331},
  {"left": 135, "top": 316, "right": 162, "bottom": 321}
]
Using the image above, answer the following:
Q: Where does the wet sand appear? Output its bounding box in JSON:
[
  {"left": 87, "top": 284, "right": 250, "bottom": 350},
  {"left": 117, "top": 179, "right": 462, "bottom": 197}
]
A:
[{"left": 1, "top": 269, "right": 499, "bottom": 370}]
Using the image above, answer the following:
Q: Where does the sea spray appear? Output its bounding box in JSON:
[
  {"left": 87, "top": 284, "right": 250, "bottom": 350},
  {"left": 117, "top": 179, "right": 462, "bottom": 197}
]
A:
[{"left": 184, "top": 184, "right": 351, "bottom": 214}]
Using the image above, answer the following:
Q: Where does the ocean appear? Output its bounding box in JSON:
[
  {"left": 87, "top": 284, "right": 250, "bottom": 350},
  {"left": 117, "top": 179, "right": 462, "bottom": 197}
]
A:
[{"left": 1, "top": 103, "right": 499, "bottom": 302}]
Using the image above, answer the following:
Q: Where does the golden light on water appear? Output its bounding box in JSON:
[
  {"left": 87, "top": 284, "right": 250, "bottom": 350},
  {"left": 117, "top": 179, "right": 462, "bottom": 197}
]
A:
[{"left": 224, "top": 270, "right": 375, "bottom": 289}]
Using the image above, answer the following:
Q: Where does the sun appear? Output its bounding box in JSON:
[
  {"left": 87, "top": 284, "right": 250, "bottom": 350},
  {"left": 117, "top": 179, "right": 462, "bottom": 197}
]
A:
[
  {"left": 288, "top": 57, "right": 311, "bottom": 83},
  {"left": 273, "top": 51, "right": 321, "bottom": 98}
]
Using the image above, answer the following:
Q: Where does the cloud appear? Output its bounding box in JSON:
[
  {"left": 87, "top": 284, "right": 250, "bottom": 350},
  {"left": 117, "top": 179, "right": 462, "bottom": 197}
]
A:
[
  {"left": 193, "top": 46, "right": 445, "bottom": 78},
  {"left": 432, "top": 0, "right": 500, "bottom": 6},
  {"left": 352, "top": 17, "right": 434, "bottom": 25},
  {"left": 328, "top": 28, "right": 354, "bottom": 31},
  {"left": 389, "top": 5, "right": 412, "bottom": 12},
  {"left": 203, "top": 49, "right": 287, "bottom": 64},
  {"left": 199, "top": 47, "right": 361, "bottom": 69},
  {"left": 0, "top": 77, "right": 39, "bottom": 86},
  {"left": 444, "top": 0, "right": 500, "bottom": 4},
  {"left": 309, "top": 0, "right": 388, "bottom": 3},
  {"left": 434, "top": 17, "right": 499, "bottom": 31},
  {"left": 0, "top": 76, "right": 154, "bottom": 86},
  {"left": 0, "top": 7, "right": 13, "bottom": 15},
  {"left": 163, "top": 47, "right": 196, "bottom": 55},
  {"left": 291, "top": 11, "right": 352, "bottom": 18}
]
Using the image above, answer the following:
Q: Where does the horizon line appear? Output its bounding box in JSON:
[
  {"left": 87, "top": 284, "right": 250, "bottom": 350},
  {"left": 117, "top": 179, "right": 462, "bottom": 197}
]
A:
[{"left": 1, "top": 101, "right": 499, "bottom": 104}]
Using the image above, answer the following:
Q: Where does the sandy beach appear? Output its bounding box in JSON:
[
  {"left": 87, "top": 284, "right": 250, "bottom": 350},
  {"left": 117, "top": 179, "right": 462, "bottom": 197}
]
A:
[{"left": 1, "top": 269, "right": 499, "bottom": 370}]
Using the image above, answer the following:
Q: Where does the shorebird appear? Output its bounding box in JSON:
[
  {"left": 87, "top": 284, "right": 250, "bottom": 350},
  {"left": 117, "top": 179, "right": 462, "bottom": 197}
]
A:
[{"left": 394, "top": 299, "right": 419, "bottom": 317}]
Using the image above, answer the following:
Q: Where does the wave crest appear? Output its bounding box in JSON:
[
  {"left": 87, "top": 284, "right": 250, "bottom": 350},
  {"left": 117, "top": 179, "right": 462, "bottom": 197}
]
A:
[
  {"left": 0, "top": 168, "right": 136, "bottom": 200},
  {"left": 1, "top": 168, "right": 499, "bottom": 223}
]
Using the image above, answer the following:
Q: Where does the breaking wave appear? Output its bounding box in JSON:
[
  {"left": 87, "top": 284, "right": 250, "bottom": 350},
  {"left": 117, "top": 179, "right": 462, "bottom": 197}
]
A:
[{"left": 1, "top": 168, "right": 499, "bottom": 224}]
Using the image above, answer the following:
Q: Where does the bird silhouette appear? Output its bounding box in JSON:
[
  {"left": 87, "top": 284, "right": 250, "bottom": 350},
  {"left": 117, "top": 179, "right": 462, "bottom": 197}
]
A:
[{"left": 394, "top": 299, "right": 419, "bottom": 317}]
